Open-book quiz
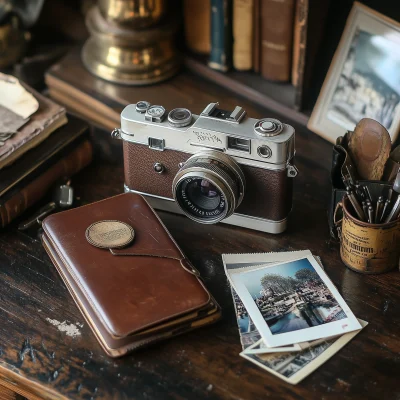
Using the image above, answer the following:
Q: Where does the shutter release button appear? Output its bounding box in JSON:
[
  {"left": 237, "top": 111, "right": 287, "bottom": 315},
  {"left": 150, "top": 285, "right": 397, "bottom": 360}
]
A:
[
  {"left": 261, "top": 121, "right": 274, "bottom": 131},
  {"left": 254, "top": 118, "right": 283, "bottom": 137}
]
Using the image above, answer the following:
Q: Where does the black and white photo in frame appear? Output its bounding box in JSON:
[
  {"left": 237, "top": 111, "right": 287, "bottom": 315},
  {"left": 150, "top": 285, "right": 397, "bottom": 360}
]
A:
[{"left": 308, "top": 2, "right": 400, "bottom": 143}]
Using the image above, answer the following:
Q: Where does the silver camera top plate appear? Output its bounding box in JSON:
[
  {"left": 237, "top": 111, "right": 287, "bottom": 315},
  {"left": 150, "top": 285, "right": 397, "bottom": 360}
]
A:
[{"left": 120, "top": 102, "right": 295, "bottom": 170}]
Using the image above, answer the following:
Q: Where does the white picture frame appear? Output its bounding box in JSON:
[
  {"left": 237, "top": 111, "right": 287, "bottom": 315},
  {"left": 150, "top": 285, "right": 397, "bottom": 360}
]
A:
[{"left": 308, "top": 2, "right": 400, "bottom": 143}]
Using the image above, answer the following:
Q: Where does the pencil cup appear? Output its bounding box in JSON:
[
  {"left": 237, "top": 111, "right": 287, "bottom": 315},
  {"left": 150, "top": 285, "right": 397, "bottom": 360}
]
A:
[{"left": 334, "top": 196, "right": 400, "bottom": 274}]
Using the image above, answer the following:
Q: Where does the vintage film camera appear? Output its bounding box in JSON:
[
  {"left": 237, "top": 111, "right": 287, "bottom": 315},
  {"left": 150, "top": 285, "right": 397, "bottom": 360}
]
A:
[{"left": 112, "top": 101, "right": 297, "bottom": 233}]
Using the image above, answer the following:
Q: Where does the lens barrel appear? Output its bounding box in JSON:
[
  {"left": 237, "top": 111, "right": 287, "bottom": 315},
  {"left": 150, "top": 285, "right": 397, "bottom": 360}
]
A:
[{"left": 172, "top": 151, "right": 245, "bottom": 224}]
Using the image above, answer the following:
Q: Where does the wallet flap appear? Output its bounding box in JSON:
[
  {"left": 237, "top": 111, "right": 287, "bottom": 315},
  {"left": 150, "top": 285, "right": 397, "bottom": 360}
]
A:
[{"left": 42, "top": 193, "right": 211, "bottom": 339}]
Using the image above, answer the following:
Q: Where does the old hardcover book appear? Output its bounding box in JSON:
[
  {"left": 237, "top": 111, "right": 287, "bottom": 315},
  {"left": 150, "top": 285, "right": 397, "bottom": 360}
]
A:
[
  {"left": 0, "top": 384, "right": 16, "bottom": 400},
  {"left": 233, "top": 0, "right": 254, "bottom": 71},
  {"left": 47, "top": 48, "right": 219, "bottom": 131},
  {"left": 208, "top": 0, "right": 233, "bottom": 72},
  {"left": 292, "top": 0, "right": 308, "bottom": 87},
  {"left": 45, "top": 49, "right": 145, "bottom": 130},
  {"left": 252, "top": 0, "right": 261, "bottom": 73},
  {"left": 0, "top": 140, "right": 92, "bottom": 228},
  {"left": 0, "top": 116, "right": 92, "bottom": 228},
  {"left": 294, "top": 0, "right": 330, "bottom": 110},
  {"left": 0, "top": 80, "right": 67, "bottom": 169},
  {"left": 42, "top": 193, "right": 221, "bottom": 357},
  {"left": 184, "top": 0, "right": 211, "bottom": 54},
  {"left": 260, "top": 0, "right": 295, "bottom": 82}
]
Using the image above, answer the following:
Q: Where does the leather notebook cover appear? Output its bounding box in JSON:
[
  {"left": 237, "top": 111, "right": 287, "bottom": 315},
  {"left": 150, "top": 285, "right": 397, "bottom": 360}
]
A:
[
  {"left": 42, "top": 193, "right": 213, "bottom": 342},
  {"left": 42, "top": 233, "right": 219, "bottom": 357}
]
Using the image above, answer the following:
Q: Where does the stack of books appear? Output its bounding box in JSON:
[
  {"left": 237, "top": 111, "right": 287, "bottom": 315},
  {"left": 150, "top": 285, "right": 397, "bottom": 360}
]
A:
[
  {"left": 223, "top": 250, "right": 367, "bottom": 384},
  {"left": 0, "top": 73, "right": 93, "bottom": 228},
  {"left": 184, "top": 0, "right": 328, "bottom": 85}
]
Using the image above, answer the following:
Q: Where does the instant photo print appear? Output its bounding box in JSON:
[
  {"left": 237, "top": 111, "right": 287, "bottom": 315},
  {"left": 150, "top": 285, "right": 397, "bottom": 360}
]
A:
[
  {"left": 240, "top": 320, "right": 367, "bottom": 384},
  {"left": 224, "top": 252, "right": 361, "bottom": 348}
]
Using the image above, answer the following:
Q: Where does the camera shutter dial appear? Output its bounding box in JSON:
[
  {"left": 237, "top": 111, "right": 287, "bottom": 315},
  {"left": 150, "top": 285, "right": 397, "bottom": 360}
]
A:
[
  {"left": 168, "top": 108, "right": 192, "bottom": 127},
  {"left": 135, "top": 101, "right": 151, "bottom": 113},
  {"left": 254, "top": 118, "right": 283, "bottom": 137},
  {"left": 145, "top": 105, "right": 166, "bottom": 122}
]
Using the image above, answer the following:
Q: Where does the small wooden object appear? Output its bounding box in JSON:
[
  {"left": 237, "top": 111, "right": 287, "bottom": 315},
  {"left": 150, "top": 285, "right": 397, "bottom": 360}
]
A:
[{"left": 347, "top": 118, "right": 391, "bottom": 181}]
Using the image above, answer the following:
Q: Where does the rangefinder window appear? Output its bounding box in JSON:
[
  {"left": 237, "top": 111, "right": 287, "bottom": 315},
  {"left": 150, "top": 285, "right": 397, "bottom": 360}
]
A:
[
  {"left": 148, "top": 137, "right": 164, "bottom": 151},
  {"left": 227, "top": 137, "right": 251, "bottom": 153}
]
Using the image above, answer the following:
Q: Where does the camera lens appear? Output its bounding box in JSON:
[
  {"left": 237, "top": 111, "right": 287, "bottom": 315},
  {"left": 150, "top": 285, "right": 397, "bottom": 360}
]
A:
[
  {"left": 172, "top": 151, "right": 245, "bottom": 224},
  {"left": 187, "top": 179, "right": 221, "bottom": 210},
  {"left": 168, "top": 108, "right": 192, "bottom": 127}
]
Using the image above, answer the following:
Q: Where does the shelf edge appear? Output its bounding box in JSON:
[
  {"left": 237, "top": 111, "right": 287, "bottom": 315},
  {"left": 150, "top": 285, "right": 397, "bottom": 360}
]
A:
[{"left": 184, "top": 56, "right": 309, "bottom": 127}]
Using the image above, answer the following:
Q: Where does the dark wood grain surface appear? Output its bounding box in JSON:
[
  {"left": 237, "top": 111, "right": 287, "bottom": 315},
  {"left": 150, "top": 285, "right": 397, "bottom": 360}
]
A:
[{"left": 0, "top": 71, "right": 399, "bottom": 400}]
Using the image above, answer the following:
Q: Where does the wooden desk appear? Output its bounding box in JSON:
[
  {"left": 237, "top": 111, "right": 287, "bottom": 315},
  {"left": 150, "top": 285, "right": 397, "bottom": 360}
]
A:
[{"left": 0, "top": 71, "right": 399, "bottom": 400}]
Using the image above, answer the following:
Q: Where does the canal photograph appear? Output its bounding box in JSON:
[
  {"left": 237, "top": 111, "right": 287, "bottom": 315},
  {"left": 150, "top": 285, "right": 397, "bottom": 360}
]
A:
[{"left": 238, "top": 258, "right": 347, "bottom": 335}]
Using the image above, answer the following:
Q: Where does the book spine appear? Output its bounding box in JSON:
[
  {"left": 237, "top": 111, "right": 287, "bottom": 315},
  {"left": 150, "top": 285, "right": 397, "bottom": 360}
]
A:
[
  {"left": 184, "top": 0, "right": 211, "bottom": 54},
  {"left": 0, "top": 140, "right": 93, "bottom": 228},
  {"left": 233, "top": 0, "right": 254, "bottom": 71},
  {"left": 208, "top": 0, "right": 232, "bottom": 72},
  {"left": 252, "top": 0, "right": 261, "bottom": 73},
  {"left": 292, "top": 0, "right": 308, "bottom": 87},
  {"left": 260, "top": 0, "right": 295, "bottom": 82}
]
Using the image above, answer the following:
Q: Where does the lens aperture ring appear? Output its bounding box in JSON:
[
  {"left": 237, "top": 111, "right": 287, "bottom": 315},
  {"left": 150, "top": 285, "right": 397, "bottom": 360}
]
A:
[
  {"left": 178, "top": 161, "right": 238, "bottom": 208},
  {"left": 172, "top": 151, "right": 246, "bottom": 224}
]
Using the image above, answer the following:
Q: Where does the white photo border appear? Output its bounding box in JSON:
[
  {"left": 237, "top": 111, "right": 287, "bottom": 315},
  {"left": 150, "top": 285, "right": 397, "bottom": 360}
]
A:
[
  {"left": 230, "top": 255, "right": 362, "bottom": 348},
  {"left": 240, "top": 319, "right": 367, "bottom": 385}
]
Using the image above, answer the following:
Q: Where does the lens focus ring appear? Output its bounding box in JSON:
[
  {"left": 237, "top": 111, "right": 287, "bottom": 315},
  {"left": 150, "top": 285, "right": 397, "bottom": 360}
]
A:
[
  {"left": 172, "top": 151, "right": 245, "bottom": 224},
  {"left": 178, "top": 161, "right": 238, "bottom": 202}
]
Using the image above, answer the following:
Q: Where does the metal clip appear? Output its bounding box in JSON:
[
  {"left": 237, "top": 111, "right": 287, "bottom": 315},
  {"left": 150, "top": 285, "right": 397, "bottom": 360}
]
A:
[
  {"left": 287, "top": 164, "right": 298, "bottom": 178},
  {"left": 111, "top": 128, "right": 121, "bottom": 140}
]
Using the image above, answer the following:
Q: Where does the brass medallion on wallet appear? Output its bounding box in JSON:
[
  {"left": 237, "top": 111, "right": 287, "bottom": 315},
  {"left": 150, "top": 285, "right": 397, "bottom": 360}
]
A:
[
  {"left": 41, "top": 193, "right": 220, "bottom": 358},
  {"left": 86, "top": 220, "right": 135, "bottom": 249}
]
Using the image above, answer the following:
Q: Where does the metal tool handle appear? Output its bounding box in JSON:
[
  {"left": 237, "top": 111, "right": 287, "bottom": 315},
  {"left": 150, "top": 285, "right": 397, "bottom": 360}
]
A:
[
  {"left": 333, "top": 202, "right": 343, "bottom": 239},
  {"left": 384, "top": 197, "right": 400, "bottom": 223}
]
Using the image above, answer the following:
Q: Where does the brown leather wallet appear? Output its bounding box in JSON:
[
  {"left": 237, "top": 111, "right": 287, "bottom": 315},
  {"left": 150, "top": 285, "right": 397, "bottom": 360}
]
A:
[{"left": 42, "top": 193, "right": 221, "bottom": 357}]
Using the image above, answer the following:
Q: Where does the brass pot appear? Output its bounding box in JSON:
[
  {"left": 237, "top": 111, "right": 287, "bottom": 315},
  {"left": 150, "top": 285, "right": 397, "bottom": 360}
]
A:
[
  {"left": 335, "top": 197, "right": 400, "bottom": 274},
  {"left": 82, "top": 6, "right": 180, "bottom": 85},
  {"left": 98, "top": 0, "right": 165, "bottom": 28}
]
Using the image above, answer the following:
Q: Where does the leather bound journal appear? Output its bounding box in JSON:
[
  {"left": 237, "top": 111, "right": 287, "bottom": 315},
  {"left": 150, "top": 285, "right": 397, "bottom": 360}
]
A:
[{"left": 42, "top": 193, "right": 220, "bottom": 357}]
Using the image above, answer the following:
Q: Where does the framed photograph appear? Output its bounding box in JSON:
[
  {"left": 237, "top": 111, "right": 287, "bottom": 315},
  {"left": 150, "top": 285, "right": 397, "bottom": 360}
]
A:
[
  {"left": 308, "top": 2, "right": 400, "bottom": 143},
  {"left": 240, "top": 320, "right": 367, "bottom": 385},
  {"left": 229, "top": 256, "right": 361, "bottom": 348}
]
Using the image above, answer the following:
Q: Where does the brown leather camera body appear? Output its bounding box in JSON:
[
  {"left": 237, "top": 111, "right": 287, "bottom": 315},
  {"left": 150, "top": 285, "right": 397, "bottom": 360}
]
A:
[{"left": 123, "top": 142, "right": 293, "bottom": 223}]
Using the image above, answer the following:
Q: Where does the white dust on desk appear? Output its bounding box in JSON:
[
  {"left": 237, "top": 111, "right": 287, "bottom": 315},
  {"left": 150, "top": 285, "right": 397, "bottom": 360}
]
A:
[{"left": 45, "top": 318, "right": 84, "bottom": 337}]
